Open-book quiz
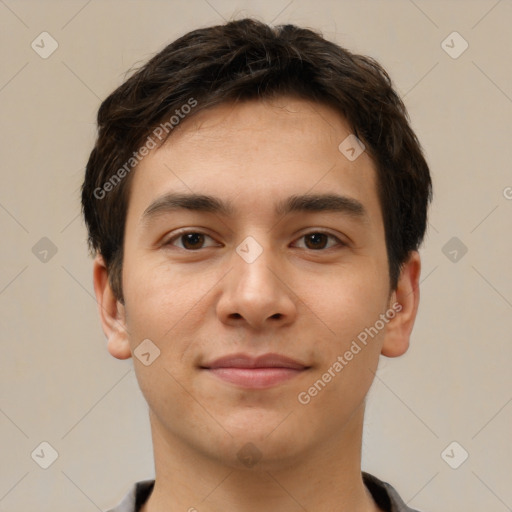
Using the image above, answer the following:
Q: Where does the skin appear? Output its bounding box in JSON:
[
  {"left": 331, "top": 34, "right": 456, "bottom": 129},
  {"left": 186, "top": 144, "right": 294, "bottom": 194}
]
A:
[{"left": 94, "top": 96, "right": 421, "bottom": 512}]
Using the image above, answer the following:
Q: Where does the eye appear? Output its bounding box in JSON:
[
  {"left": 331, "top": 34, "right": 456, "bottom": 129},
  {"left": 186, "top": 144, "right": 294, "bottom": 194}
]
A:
[
  {"left": 293, "top": 232, "right": 345, "bottom": 250},
  {"left": 166, "top": 231, "right": 219, "bottom": 250},
  {"left": 164, "top": 230, "right": 344, "bottom": 251}
]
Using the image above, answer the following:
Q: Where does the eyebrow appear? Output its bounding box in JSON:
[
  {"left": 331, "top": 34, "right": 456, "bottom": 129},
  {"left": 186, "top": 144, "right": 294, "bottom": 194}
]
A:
[{"left": 142, "top": 192, "right": 367, "bottom": 223}]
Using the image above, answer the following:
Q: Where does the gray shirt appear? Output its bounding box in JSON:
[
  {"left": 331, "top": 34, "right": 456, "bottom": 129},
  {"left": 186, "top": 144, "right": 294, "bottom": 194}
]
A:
[{"left": 105, "top": 472, "right": 422, "bottom": 511}]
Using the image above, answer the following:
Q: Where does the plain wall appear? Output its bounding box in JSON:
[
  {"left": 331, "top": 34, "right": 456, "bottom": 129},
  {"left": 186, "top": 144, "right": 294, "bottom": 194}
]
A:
[{"left": 1, "top": 1, "right": 511, "bottom": 511}]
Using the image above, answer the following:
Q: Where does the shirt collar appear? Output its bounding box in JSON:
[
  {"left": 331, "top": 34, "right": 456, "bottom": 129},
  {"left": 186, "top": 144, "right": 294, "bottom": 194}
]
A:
[{"left": 107, "top": 473, "right": 421, "bottom": 512}]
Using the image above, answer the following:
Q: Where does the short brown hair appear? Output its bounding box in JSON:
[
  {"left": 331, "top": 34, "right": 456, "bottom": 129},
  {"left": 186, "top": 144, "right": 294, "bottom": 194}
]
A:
[{"left": 82, "top": 18, "right": 432, "bottom": 301}]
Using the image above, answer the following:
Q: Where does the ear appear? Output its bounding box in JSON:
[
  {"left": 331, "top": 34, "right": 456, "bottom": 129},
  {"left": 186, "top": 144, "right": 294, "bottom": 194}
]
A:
[
  {"left": 381, "top": 251, "right": 421, "bottom": 358},
  {"left": 93, "top": 255, "right": 132, "bottom": 360}
]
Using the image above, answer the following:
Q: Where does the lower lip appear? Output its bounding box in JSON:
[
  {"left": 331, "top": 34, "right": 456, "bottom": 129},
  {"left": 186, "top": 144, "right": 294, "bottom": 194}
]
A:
[{"left": 205, "top": 368, "right": 305, "bottom": 389}]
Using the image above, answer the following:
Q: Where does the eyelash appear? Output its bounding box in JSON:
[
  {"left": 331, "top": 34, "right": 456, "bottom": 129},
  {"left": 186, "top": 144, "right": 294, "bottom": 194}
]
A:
[{"left": 164, "top": 229, "right": 346, "bottom": 251}]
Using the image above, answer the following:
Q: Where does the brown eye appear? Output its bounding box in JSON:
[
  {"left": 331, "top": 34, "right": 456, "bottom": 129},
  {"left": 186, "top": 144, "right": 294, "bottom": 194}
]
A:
[
  {"left": 304, "top": 233, "right": 329, "bottom": 250},
  {"left": 293, "top": 231, "right": 344, "bottom": 251},
  {"left": 166, "top": 231, "right": 218, "bottom": 250},
  {"left": 181, "top": 233, "right": 205, "bottom": 250}
]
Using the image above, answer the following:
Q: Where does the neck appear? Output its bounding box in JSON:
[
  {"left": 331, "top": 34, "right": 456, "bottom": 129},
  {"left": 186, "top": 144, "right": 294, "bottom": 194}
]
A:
[{"left": 141, "top": 404, "right": 380, "bottom": 512}]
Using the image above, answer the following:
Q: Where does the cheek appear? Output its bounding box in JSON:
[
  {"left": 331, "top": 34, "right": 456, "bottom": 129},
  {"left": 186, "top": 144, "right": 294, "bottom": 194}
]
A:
[
  {"left": 296, "top": 260, "right": 389, "bottom": 407},
  {"left": 120, "top": 262, "right": 206, "bottom": 414},
  {"left": 299, "top": 258, "right": 389, "bottom": 341},
  {"left": 122, "top": 257, "right": 210, "bottom": 336},
  {"left": 121, "top": 257, "right": 225, "bottom": 402},
  {"left": 295, "top": 269, "right": 389, "bottom": 420}
]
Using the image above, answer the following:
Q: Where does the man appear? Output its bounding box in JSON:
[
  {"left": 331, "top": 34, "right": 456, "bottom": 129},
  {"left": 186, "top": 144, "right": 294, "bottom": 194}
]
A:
[{"left": 82, "top": 18, "right": 432, "bottom": 512}]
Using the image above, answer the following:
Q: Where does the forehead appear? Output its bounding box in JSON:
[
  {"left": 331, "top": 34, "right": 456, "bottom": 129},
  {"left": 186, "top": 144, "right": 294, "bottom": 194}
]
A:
[
  {"left": 161, "top": 96, "right": 360, "bottom": 162},
  {"left": 126, "top": 96, "right": 381, "bottom": 225}
]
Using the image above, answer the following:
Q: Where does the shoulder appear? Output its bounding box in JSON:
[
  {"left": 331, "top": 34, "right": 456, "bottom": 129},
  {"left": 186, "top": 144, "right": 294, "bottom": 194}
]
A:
[
  {"left": 104, "top": 480, "right": 155, "bottom": 512},
  {"left": 106, "top": 475, "right": 424, "bottom": 512},
  {"left": 363, "top": 472, "right": 424, "bottom": 512}
]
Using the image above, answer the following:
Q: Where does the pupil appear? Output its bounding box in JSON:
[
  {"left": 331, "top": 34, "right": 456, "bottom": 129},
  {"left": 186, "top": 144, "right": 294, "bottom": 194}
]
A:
[
  {"left": 183, "top": 233, "right": 204, "bottom": 249},
  {"left": 306, "top": 233, "right": 327, "bottom": 249}
]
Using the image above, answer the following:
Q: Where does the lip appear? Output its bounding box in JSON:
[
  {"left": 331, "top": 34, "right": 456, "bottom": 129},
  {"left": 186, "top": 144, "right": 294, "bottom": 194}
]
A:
[{"left": 201, "top": 353, "right": 310, "bottom": 389}]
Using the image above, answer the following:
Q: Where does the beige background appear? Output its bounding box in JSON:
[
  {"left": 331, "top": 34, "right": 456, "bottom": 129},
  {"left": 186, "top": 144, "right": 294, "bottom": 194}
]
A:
[{"left": 1, "top": 1, "right": 511, "bottom": 511}]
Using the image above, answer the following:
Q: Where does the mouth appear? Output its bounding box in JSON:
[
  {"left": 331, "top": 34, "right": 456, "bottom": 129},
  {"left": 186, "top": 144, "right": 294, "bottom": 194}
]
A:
[{"left": 200, "top": 353, "right": 311, "bottom": 390}]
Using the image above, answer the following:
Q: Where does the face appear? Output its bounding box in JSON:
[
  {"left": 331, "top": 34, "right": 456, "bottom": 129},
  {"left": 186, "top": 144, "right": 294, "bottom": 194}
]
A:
[{"left": 95, "top": 96, "right": 420, "bottom": 470}]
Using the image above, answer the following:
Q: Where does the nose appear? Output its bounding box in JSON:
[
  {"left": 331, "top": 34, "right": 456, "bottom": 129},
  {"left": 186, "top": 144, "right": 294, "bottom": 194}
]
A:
[{"left": 216, "top": 242, "right": 298, "bottom": 330}]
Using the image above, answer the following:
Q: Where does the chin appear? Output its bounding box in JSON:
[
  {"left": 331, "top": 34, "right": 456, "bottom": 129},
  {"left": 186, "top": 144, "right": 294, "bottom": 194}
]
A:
[{"left": 210, "top": 422, "right": 313, "bottom": 471}]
